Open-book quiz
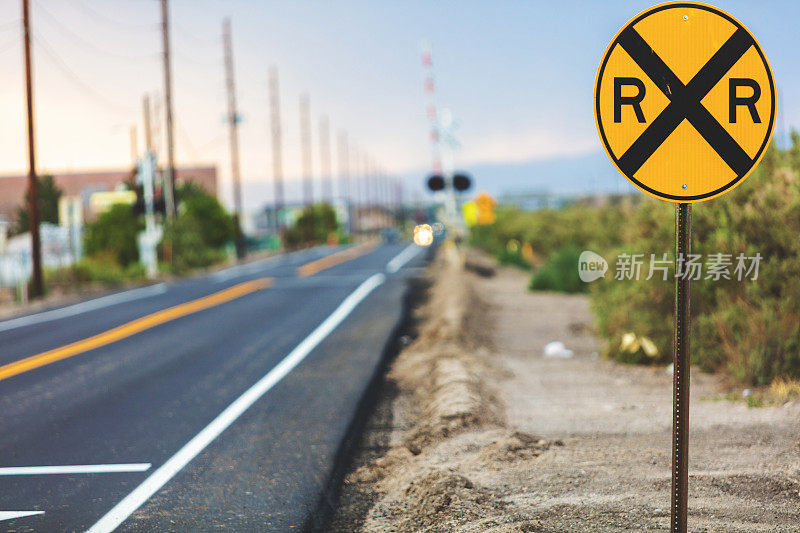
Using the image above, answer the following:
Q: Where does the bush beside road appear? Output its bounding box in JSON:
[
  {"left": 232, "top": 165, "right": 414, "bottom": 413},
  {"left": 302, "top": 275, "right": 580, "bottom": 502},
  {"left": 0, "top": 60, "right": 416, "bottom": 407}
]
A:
[{"left": 471, "top": 139, "right": 800, "bottom": 387}]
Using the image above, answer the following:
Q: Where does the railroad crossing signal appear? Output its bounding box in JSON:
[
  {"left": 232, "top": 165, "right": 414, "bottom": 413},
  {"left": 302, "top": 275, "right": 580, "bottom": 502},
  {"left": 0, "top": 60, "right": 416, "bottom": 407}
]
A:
[
  {"left": 595, "top": 4, "right": 775, "bottom": 533},
  {"left": 595, "top": 2, "right": 775, "bottom": 202}
]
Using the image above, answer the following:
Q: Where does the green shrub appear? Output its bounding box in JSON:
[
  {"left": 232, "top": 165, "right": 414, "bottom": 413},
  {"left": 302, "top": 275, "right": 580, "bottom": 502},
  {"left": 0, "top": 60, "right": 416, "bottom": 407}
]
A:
[
  {"left": 46, "top": 253, "right": 146, "bottom": 286},
  {"left": 283, "top": 203, "right": 340, "bottom": 248},
  {"left": 159, "top": 183, "right": 236, "bottom": 274},
  {"left": 84, "top": 204, "right": 143, "bottom": 267},
  {"left": 470, "top": 134, "right": 800, "bottom": 385},
  {"left": 495, "top": 247, "right": 531, "bottom": 270},
  {"left": 529, "top": 245, "right": 586, "bottom": 293},
  {"left": 161, "top": 216, "right": 227, "bottom": 274}
]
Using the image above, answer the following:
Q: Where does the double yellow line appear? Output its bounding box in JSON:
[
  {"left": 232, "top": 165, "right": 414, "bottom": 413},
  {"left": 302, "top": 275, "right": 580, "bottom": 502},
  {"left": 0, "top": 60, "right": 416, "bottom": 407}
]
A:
[{"left": 0, "top": 277, "right": 272, "bottom": 382}]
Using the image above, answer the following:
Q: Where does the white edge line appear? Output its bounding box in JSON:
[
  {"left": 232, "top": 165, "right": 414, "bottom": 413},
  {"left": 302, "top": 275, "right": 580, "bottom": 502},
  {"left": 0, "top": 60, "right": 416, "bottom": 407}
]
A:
[
  {"left": 386, "top": 243, "right": 422, "bottom": 273},
  {"left": 86, "top": 272, "right": 386, "bottom": 533},
  {"left": 0, "top": 463, "right": 151, "bottom": 475},
  {"left": 0, "top": 511, "right": 45, "bottom": 521},
  {"left": 0, "top": 284, "right": 167, "bottom": 333}
]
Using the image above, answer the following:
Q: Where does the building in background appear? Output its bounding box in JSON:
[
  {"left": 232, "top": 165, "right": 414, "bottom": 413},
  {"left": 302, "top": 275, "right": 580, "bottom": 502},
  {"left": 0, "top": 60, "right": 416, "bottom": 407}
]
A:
[{"left": 0, "top": 166, "right": 217, "bottom": 224}]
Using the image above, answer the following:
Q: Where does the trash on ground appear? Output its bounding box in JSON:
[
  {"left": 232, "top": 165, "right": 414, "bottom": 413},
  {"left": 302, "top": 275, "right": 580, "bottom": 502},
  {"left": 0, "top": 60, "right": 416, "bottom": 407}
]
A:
[{"left": 543, "top": 341, "right": 573, "bottom": 359}]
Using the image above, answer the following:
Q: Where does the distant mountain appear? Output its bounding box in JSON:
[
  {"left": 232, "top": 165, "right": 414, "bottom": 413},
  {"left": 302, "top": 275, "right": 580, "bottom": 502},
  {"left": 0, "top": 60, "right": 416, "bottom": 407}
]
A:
[
  {"left": 235, "top": 151, "right": 636, "bottom": 211},
  {"left": 463, "top": 151, "right": 636, "bottom": 198}
]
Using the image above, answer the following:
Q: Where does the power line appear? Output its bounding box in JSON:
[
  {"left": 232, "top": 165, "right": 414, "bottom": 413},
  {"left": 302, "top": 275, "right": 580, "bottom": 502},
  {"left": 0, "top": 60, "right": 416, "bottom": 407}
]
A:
[
  {"left": 33, "top": 33, "right": 136, "bottom": 115},
  {"left": 70, "top": 0, "right": 159, "bottom": 32},
  {"left": 174, "top": 115, "right": 200, "bottom": 161},
  {"left": 0, "top": 19, "right": 21, "bottom": 33},
  {"left": 0, "top": 34, "right": 20, "bottom": 54},
  {"left": 172, "top": 18, "right": 216, "bottom": 46},
  {"left": 195, "top": 132, "right": 226, "bottom": 154},
  {"left": 33, "top": 0, "right": 158, "bottom": 63}
]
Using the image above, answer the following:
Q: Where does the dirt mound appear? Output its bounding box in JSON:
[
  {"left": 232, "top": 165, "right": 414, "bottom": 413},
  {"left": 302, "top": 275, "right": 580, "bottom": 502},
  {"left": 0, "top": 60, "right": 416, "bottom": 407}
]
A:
[
  {"left": 477, "top": 431, "right": 554, "bottom": 463},
  {"left": 373, "top": 469, "right": 504, "bottom": 532},
  {"left": 337, "top": 246, "right": 552, "bottom": 532}
]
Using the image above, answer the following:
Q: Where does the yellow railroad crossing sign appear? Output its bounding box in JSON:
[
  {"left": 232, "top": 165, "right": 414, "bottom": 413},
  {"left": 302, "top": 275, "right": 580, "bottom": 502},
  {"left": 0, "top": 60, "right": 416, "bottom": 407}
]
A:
[
  {"left": 594, "top": 2, "right": 775, "bottom": 202},
  {"left": 474, "top": 192, "right": 496, "bottom": 225}
]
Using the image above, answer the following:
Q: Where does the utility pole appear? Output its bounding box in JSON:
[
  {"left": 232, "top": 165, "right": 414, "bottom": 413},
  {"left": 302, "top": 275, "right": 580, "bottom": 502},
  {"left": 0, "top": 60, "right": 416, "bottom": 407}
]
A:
[
  {"left": 382, "top": 172, "right": 390, "bottom": 227},
  {"left": 268, "top": 66, "right": 284, "bottom": 232},
  {"left": 143, "top": 94, "right": 153, "bottom": 153},
  {"left": 160, "top": 0, "right": 177, "bottom": 218},
  {"left": 22, "top": 0, "right": 42, "bottom": 298},
  {"left": 223, "top": 18, "right": 245, "bottom": 259},
  {"left": 364, "top": 154, "right": 372, "bottom": 231},
  {"left": 351, "top": 145, "right": 360, "bottom": 233},
  {"left": 140, "top": 95, "right": 159, "bottom": 279},
  {"left": 129, "top": 125, "right": 138, "bottom": 168},
  {"left": 396, "top": 179, "right": 403, "bottom": 226},
  {"left": 299, "top": 93, "right": 313, "bottom": 207},
  {"left": 337, "top": 131, "right": 350, "bottom": 232},
  {"left": 152, "top": 93, "right": 163, "bottom": 160},
  {"left": 319, "top": 115, "right": 332, "bottom": 203}
]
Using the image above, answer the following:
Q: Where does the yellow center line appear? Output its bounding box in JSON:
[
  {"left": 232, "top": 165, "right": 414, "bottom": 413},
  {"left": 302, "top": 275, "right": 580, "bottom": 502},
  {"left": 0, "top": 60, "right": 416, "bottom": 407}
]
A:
[
  {"left": 296, "top": 242, "right": 377, "bottom": 277},
  {"left": 0, "top": 277, "right": 273, "bottom": 382}
]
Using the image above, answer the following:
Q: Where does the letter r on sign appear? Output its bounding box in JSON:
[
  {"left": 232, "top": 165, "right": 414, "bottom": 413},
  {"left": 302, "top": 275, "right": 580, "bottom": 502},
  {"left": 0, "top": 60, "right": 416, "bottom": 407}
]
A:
[
  {"left": 729, "top": 78, "right": 761, "bottom": 123},
  {"left": 614, "top": 77, "right": 646, "bottom": 123}
]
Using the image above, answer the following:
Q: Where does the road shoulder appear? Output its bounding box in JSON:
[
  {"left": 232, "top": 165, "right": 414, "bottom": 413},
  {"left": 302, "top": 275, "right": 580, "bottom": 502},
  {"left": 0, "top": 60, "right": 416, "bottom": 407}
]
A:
[{"left": 329, "top": 249, "right": 800, "bottom": 532}]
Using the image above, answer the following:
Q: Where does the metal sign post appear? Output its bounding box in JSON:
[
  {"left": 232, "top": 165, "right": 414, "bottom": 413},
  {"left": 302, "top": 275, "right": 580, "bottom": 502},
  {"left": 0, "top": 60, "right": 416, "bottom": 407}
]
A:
[{"left": 671, "top": 202, "right": 691, "bottom": 532}]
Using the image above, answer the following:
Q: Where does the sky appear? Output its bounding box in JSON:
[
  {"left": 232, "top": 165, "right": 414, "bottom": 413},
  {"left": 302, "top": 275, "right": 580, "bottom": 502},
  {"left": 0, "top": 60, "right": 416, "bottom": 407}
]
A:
[{"left": 0, "top": 0, "right": 798, "bottom": 209}]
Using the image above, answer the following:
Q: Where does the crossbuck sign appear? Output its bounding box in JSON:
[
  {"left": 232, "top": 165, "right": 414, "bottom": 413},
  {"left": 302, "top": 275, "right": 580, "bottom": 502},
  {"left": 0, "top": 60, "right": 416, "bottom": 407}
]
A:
[{"left": 595, "top": 2, "right": 775, "bottom": 202}]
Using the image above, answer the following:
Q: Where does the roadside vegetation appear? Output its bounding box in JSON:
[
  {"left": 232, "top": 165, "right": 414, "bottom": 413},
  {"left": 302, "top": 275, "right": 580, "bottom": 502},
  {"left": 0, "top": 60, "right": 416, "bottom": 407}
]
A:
[
  {"left": 46, "top": 182, "right": 236, "bottom": 287},
  {"left": 14, "top": 174, "right": 61, "bottom": 234},
  {"left": 471, "top": 135, "right": 800, "bottom": 387},
  {"left": 159, "top": 183, "right": 236, "bottom": 274},
  {"left": 38, "top": 181, "right": 352, "bottom": 293},
  {"left": 283, "top": 203, "right": 349, "bottom": 249}
]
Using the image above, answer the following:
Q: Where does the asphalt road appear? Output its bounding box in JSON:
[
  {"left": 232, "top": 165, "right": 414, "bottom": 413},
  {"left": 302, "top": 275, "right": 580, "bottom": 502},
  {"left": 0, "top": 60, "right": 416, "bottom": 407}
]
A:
[{"left": 0, "top": 241, "right": 427, "bottom": 532}]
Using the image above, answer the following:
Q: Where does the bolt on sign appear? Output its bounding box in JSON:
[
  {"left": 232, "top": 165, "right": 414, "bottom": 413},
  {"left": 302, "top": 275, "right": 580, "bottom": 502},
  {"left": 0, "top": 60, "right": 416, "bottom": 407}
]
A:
[{"left": 595, "top": 2, "right": 775, "bottom": 202}]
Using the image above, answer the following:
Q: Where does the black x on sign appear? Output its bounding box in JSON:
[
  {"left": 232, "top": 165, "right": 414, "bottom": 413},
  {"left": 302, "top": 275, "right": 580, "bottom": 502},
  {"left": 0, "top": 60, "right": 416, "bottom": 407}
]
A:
[{"left": 595, "top": 2, "right": 775, "bottom": 202}]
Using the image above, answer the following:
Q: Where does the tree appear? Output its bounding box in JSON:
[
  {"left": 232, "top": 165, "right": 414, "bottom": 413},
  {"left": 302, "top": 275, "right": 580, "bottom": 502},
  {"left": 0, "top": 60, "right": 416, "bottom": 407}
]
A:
[
  {"left": 283, "top": 203, "right": 340, "bottom": 248},
  {"left": 83, "top": 204, "right": 144, "bottom": 267},
  {"left": 159, "top": 183, "right": 236, "bottom": 273},
  {"left": 15, "top": 174, "right": 62, "bottom": 233},
  {"left": 177, "top": 182, "right": 235, "bottom": 248}
]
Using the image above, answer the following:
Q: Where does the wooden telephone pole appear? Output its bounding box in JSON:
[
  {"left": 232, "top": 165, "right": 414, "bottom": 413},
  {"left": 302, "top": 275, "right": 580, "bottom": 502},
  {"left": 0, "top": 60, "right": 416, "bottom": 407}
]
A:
[
  {"left": 268, "top": 66, "right": 284, "bottom": 231},
  {"left": 223, "top": 18, "right": 245, "bottom": 259},
  {"left": 319, "top": 115, "right": 332, "bottom": 203},
  {"left": 299, "top": 94, "right": 313, "bottom": 207},
  {"left": 337, "top": 131, "right": 351, "bottom": 233},
  {"left": 22, "top": 0, "right": 43, "bottom": 298},
  {"left": 143, "top": 94, "right": 154, "bottom": 153},
  {"left": 160, "top": 0, "right": 177, "bottom": 218}
]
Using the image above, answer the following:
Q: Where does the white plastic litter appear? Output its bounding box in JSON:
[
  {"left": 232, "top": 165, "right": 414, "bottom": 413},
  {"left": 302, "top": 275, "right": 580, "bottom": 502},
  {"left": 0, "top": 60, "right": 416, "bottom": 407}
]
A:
[{"left": 543, "top": 341, "right": 574, "bottom": 359}]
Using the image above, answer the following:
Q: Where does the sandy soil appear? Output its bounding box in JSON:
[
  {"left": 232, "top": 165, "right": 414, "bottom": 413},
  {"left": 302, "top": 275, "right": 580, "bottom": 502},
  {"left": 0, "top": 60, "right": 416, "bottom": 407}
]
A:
[{"left": 330, "top": 249, "right": 800, "bottom": 532}]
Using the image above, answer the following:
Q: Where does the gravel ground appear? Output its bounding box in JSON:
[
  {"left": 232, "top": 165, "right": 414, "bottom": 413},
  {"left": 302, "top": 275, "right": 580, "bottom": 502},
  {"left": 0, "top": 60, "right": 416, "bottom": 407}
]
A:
[{"left": 329, "top": 251, "right": 800, "bottom": 532}]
